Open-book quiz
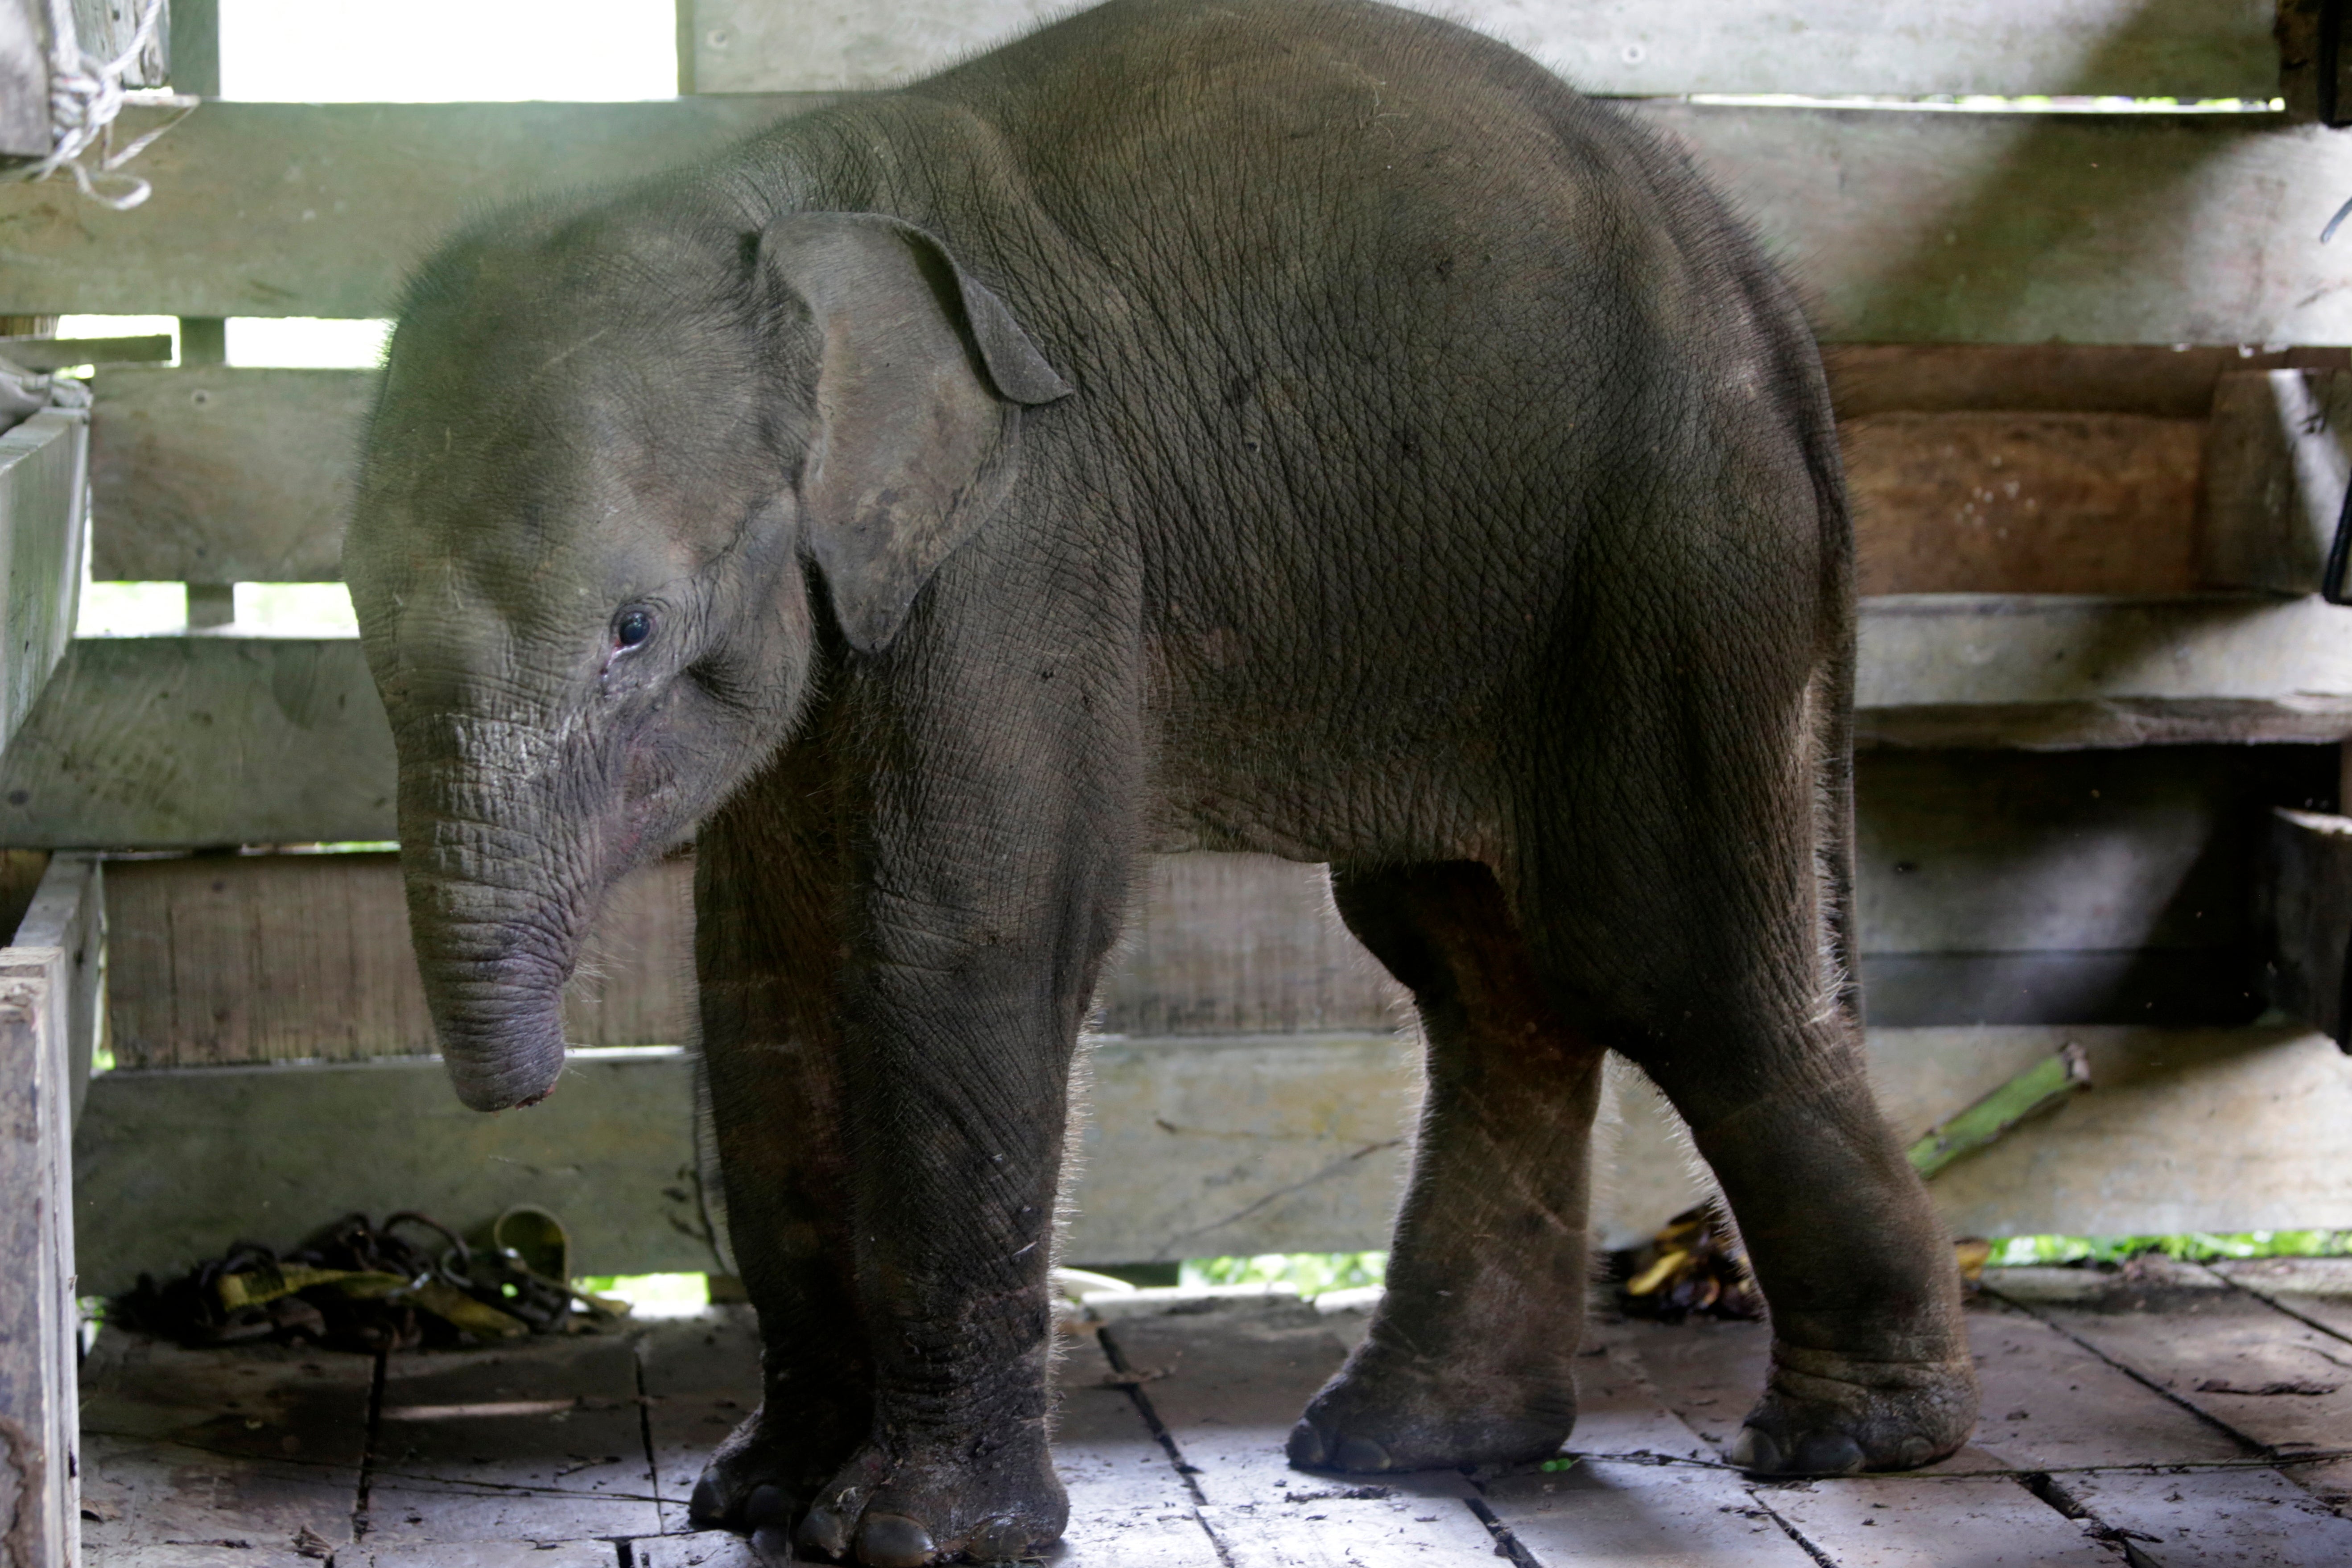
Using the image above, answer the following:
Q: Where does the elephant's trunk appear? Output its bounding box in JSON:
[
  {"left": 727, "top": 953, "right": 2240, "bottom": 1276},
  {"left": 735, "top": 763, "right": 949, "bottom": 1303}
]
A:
[{"left": 399, "top": 764, "right": 599, "bottom": 1112}]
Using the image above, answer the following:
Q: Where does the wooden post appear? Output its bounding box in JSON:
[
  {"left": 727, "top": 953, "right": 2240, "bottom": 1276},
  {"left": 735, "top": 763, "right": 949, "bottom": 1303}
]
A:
[
  {"left": 0, "top": 0, "right": 44, "bottom": 161},
  {"left": 0, "top": 927, "right": 79, "bottom": 1568},
  {"left": 167, "top": 0, "right": 217, "bottom": 97}
]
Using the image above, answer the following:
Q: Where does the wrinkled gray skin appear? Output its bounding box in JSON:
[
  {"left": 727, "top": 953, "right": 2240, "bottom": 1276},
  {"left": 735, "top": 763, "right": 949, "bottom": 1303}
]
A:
[{"left": 344, "top": 0, "right": 1977, "bottom": 1560}]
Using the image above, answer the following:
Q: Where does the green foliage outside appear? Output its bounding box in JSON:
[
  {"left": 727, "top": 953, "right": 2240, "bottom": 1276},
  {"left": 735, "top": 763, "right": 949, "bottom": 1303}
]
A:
[
  {"left": 574, "top": 1272, "right": 710, "bottom": 1315},
  {"left": 1180, "top": 1251, "right": 1387, "bottom": 1296},
  {"left": 1987, "top": 1230, "right": 2352, "bottom": 1266}
]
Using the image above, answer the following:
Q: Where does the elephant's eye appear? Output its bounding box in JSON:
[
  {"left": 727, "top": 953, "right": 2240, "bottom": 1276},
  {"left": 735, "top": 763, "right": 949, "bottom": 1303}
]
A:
[{"left": 613, "top": 608, "right": 654, "bottom": 650}]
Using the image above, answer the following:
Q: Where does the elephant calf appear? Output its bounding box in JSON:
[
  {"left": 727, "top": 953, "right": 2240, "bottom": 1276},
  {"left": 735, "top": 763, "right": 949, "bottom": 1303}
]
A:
[{"left": 344, "top": 0, "right": 1977, "bottom": 1560}]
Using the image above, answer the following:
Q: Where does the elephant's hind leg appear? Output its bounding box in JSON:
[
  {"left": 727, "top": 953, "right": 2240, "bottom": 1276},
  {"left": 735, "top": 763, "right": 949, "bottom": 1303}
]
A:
[{"left": 1289, "top": 860, "right": 1606, "bottom": 1473}]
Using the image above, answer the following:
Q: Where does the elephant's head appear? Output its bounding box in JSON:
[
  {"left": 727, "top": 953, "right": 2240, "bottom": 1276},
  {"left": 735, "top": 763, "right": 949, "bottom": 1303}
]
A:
[{"left": 345, "top": 200, "right": 1071, "bottom": 1111}]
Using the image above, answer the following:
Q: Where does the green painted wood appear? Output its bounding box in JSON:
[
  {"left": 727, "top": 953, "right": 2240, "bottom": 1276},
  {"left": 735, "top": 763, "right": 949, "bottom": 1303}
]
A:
[
  {"left": 4, "top": 99, "right": 2352, "bottom": 344},
  {"left": 687, "top": 0, "right": 2279, "bottom": 100}
]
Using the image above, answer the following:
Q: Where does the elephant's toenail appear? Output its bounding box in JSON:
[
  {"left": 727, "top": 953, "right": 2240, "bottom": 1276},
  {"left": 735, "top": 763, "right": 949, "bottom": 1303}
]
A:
[
  {"left": 746, "top": 1483, "right": 792, "bottom": 1526},
  {"left": 1891, "top": 1435, "right": 1933, "bottom": 1469},
  {"left": 1790, "top": 1432, "right": 1865, "bottom": 1475},
  {"left": 1728, "top": 1426, "right": 1783, "bottom": 1473},
  {"left": 969, "top": 1517, "right": 1035, "bottom": 1559},
  {"left": 1285, "top": 1419, "right": 1330, "bottom": 1469},
  {"left": 856, "top": 1512, "right": 937, "bottom": 1567},
  {"left": 750, "top": 1524, "right": 797, "bottom": 1567},
  {"left": 1333, "top": 1436, "right": 1392, "bottom": 1473},
  {"left": 798, "top": 1505, "right": 856, "bottom": 1559},
  {"left": 687, "top": 1473, "right": 730, "bottom": 1527}
]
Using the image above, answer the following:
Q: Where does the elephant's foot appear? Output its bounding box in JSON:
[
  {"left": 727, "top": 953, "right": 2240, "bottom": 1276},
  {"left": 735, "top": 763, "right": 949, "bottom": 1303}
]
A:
[
  {"left": 1729, "top": 1341, "right": 1978, "bottom": 1476},
  {"left": 687, "top": 1399, "right": 863, "bottom": 1538},
  {"left": 792, "top": 1428, "right": 1069, "bottom": 1566},
  {"left": 1287, "top": 1338, "right": 1576, "bottom": 1473}
]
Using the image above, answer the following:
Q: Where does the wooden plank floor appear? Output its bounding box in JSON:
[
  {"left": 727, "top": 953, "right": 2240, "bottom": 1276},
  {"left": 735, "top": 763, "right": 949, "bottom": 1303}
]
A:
[{"left": 81, "top": 1263, "right": 2352, "bottom": 1567}]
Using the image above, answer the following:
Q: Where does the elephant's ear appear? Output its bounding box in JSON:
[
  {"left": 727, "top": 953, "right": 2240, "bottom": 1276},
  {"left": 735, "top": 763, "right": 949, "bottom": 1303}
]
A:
[{"left": 759, "top": 211, "right": 1072, "bottom": 654}]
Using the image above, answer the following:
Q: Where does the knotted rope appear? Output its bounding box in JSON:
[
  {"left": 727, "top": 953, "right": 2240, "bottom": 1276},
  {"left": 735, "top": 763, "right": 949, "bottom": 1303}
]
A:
[{"left": 12, "top": 0, "right": 192, "bottom": 210}]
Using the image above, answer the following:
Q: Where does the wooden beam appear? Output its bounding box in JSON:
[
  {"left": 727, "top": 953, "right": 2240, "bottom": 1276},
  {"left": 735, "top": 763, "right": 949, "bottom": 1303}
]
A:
[
  {"left": 0, "top": 0, "right": 46, "bottom": 160},
  {"left": 685, "top": 0, "right": 2281, "bottom": 100},
  {"left": 0, "top": 334, "right": 173, "bottom": 372},
  {"left": 14, "top": 599, "right": 2342, "bottom": 854},
  {"left": 0, "top": 903, "right": 81, "bottom": 1566},
  {"left": 99, "top": 743, "right": 2301, "bottom": 1077},
  {"left": 0, "top": 409, "right": 87, "bottom": 758},
  {"left": 70, "top": 1023, "right": 2352, "bottom": 1291},
  {"left": 102, "top": 851, "right": 693, "bottom": 1067},
  {"left": 1827, "top": 343, "right": 2350, "bottom": 420},
  {"left": 71, "top": 363, "right": 2288, "bottom": 595},
  {"left": 90, "top": 367, "right": 375, "bottom": 582},
  {"left": 9, "top": 853, "right": 103, "bottom": 1126},
  {"left": 0, "top": 635, "right": 396, "bottom": 850},
  {"left": 2257, "top": 806, "right": 2352, "bottom": 1040},
  {"left": 70, "top": 0, "right": 168, "bottom": 89},
  {"left": 2199, "top": 369, "right": 2352, "bottom": 595},
  {"left": 1855, "top": 593, "right": 2352, "bottom": 747},
  {"left": 0, "top": 96, "right": 835, "bottom": 319},
  {"left": 72, "top": 1047, "right": 719, "bottom": 1295},
  {"left": 6, "top": 100, "right": 2352, "bottom": 346},
  {"left": 1849, "top": 412, "right": 2203, "bottom": 596}
]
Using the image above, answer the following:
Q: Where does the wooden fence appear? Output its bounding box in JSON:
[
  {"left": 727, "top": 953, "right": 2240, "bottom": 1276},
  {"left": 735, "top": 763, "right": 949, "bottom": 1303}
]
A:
[{"left": 7, "top": 0, "right": 2352, "bottom": 1312}]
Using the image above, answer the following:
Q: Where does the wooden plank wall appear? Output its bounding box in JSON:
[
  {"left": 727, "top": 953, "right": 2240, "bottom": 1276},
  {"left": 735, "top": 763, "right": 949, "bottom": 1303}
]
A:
[
  {"left": 685, "top": 0, "right": 2282, "bottom": 99},
  {"left": 23, "top": 0, "right": 2352, "bottom": 1276}
]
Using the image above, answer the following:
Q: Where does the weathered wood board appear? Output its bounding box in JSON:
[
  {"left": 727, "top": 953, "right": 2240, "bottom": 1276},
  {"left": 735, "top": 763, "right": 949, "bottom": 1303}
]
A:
[
  {"left": 90, "top": 367, "right": 376, "bottom": 582},
  {"left": 77, "top": 1333, "right": 371, "bottom": 1562},
  {"left": 1100, "top": 1305, "right": 1507, "bottom": 1563},
  {"left": 1993, "top": 1258, "right": 2352, "bottom": 1519},
  {"left": 70, "top": 1024, "right": 2352, "bottom": 1289},
  {"left": 0, "top": 408, "right": 86, "bottom": 758},
  {"left": 102, "top": 850, "right": 693, "bottom": 1066},
  {"left": 1848, "top": 412, "right": 2203, "bottom": 596},
  {"left": 2203, "top": 369, "right": 2352, "bottom": 596},
  {"left": 12, "top": 101, "right": 2352, "bottom": 346},
  {"left": 73, "top": 1048, "right": 722, "bottom": 1295},
  {"left": 1828, "top": 343, "right": 2351, "bottom": 420},
  {"left": 0, "top": 924, "right": 76, "bottom": 1568},
  {"left": 79, "top": 364, "right": 2239, "bottom": 598},
  {"left": 1854, "top": 593, "right": 2352, "bottom": 748},
  {"left": 364, "top": 1335, "right": 662, "bottom": 1546},
  {"left": 2258, "top": 806, "right": 2352, "bottom": 1040},
  {"left": 0, "top": 0, "right": 44, "bottom": 160},
  {"left": 1098, "top": 854, "right": 1399, "bottom": 1036},
  {"left": 91, "top": 742, "right": 2317, "bottom": 1072},
  {"left": 0, "top": 635, "right": 396, "bottom": 849},
  {"left": 8, "top": 852, "right": 101, "bottom": 1125},
  {"left": 684, "top": 0, "right": 2279, "bottom": 99},
  {"left": 1960, "top": 1297, "right": 2352, "bottom": 1565},
  {"left": 10, "top": 610, "right": 2345, "bottom": 852}
]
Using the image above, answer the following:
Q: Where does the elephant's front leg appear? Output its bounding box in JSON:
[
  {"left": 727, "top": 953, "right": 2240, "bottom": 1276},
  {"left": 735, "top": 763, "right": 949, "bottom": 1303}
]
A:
[
  {"left": 688, "top": 776, "right": 875, "bottom": 1546},
  {"left": 792, "top": 856, "right": 1118, "bottom": 1566}
]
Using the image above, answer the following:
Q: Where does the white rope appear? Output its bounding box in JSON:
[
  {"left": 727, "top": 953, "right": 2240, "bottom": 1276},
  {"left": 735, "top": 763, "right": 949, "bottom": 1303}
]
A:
[{"left": 13, "top": 0, "right": 192, "bottom": 211}]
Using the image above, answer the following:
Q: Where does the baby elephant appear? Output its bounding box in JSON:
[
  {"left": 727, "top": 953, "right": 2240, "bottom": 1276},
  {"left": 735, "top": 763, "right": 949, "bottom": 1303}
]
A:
[{"left": 344, "top": 0, "right": 1977, "bottom": 1560}]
